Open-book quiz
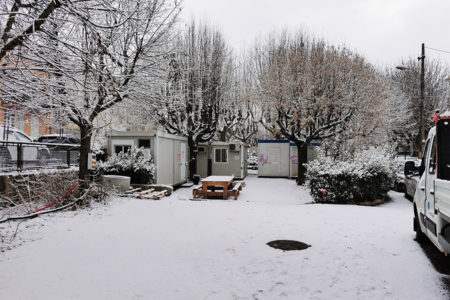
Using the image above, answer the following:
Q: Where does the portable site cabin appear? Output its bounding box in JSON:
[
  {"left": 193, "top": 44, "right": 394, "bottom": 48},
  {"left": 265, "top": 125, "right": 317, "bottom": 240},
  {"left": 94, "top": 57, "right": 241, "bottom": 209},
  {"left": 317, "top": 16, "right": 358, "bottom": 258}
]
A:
[
  {"left": 196, "top": 141, "right": 247, "bottom": 179},
  {"left": 106, "top": 130, "right": 188, "bottom": 186},
  {"left": 257, "top": 140, "right": 319, "bottom": 178}
]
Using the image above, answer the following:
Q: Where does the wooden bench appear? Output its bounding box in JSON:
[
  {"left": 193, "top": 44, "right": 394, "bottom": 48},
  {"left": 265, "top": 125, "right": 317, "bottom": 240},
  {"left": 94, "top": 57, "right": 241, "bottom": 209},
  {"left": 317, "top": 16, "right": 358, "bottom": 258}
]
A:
[
  {"left": 192, "top": 186, "right": 203, "bottom": 198},
  {"left": 234, "top": 181, "right": 246, "bottom": 188},
  {"left": 231, "top": 182, "right": 243, "bottom": 200}
]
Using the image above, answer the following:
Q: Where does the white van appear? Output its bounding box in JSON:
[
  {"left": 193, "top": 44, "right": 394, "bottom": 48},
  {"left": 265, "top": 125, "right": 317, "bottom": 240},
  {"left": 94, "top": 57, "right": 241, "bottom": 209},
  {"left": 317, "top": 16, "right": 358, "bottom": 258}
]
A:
[{"left": 412, "top": 112, "right": 450, "bottom": 256}]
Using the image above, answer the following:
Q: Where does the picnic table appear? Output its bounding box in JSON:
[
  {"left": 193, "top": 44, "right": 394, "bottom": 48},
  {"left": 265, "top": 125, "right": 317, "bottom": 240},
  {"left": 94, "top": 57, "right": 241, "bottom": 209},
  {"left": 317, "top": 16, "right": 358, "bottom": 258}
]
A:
[{"left": 200, "top": 176, "right": 234, "bottom": 200}]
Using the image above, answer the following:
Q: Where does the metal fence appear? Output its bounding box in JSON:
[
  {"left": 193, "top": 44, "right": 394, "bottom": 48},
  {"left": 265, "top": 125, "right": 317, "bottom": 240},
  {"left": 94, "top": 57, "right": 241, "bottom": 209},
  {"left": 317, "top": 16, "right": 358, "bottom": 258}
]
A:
[{"left": 0, "top": 140, "right": 80, "bottom": 172}]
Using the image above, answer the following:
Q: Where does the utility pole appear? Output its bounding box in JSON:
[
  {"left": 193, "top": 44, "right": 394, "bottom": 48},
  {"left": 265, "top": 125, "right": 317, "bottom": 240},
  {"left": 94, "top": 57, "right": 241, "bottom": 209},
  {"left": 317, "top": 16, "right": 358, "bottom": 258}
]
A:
[{"left": 418, "top": 43, "right": 425, "bottom": 157}]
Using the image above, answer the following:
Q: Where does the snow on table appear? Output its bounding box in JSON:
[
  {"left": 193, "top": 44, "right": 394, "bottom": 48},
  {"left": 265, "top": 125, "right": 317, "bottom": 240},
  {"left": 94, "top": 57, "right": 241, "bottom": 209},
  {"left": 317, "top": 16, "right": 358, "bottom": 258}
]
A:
[
  {"left": 0, "top": 175, "right": 447, "bottom": 299},
  {"left": 201, "top": 175, "right": 234, "bottom": 182}
]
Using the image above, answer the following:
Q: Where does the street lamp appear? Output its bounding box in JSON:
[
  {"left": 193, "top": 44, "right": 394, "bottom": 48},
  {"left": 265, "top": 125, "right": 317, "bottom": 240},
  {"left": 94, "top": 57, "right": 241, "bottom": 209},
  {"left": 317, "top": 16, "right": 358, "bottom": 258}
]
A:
[{"left": 396, "top": 43, "right": 426, "bottom": 158}]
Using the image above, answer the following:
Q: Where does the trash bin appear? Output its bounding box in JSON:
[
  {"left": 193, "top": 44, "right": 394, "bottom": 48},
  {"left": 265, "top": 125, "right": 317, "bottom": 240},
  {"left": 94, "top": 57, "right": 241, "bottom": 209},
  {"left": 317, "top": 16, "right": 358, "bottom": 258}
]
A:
[{"left": 193, "top": 174, "right": 201, "bottom": 185}]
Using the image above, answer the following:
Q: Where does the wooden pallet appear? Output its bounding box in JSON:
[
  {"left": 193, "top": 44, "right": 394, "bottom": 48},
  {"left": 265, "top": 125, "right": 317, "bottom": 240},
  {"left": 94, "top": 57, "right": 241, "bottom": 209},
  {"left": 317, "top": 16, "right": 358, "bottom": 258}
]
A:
[{"left": 122, "top": 188, "right": 167, "bottom": 200}]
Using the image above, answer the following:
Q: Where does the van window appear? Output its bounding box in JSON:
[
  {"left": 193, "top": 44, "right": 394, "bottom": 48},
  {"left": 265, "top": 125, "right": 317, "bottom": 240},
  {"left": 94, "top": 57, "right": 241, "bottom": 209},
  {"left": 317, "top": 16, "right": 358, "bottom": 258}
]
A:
[
  {"left": 429, "top": 136, "right": 437, "bottom": 174},
  {"left": 419, "top": 139, "right": 430, "bottom": 177}
]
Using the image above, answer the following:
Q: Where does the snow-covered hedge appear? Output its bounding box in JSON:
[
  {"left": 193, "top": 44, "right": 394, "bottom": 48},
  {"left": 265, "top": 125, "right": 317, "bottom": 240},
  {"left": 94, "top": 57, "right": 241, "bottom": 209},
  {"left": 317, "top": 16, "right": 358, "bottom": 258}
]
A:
[
  {"left": 306, "top": 148, "right": 396, "bottom": 204},
  {"left": 98, "top": 147, "right": 156, "bottom": 184}
]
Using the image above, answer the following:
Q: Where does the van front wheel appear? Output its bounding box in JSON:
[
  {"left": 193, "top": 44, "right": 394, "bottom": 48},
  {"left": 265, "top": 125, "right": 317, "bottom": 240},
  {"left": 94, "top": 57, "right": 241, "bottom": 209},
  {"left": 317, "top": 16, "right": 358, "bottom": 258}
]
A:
[{"left": 414, "top": 215, "right": 426, "bottom": 243}]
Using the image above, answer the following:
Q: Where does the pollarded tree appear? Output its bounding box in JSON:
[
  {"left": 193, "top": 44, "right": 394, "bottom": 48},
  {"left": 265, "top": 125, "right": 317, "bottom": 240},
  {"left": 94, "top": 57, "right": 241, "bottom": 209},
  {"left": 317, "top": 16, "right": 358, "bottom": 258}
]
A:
[
  {"left": 254, "top": 31, "right": 384, "bottom": 184},
  {"left": 216, "top": 60, "right": 258, "bottom": 146},
  {"left": 147, "top": 22, "right": 232, "bottom": 179}
]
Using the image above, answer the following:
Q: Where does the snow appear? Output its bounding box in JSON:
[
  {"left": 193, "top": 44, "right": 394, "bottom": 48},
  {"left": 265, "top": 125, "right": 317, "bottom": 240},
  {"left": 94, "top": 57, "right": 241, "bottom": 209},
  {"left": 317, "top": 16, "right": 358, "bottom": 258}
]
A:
[
  {"left": 0, "top": 175, "right": 448, "bottom": 299},
  {"left": 0, "top": 166, "right": 79, "bottom": 177},
  {"left": 439, "top": 111, "right": 450, "bottom": 118},
  {"left": 202, "top": 175, "right": 234, "bottom": 182}
]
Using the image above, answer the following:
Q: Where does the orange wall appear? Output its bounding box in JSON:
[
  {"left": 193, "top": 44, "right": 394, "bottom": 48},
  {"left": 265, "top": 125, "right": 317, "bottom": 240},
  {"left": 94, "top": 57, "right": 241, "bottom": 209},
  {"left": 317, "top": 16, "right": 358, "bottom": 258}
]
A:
[{"left": 0, "top": 102, "right": 51, "bottom": 137}]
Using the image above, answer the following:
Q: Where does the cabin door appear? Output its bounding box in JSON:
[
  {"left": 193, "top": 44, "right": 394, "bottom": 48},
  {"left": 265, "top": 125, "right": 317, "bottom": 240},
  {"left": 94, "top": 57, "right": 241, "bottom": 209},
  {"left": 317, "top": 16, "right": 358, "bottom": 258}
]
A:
[
  {"left": 267, "top": 147, "right": 281, "bottom": 176},
  {"left": 180, "top": 142, "right": 186, "bottom": 179}
]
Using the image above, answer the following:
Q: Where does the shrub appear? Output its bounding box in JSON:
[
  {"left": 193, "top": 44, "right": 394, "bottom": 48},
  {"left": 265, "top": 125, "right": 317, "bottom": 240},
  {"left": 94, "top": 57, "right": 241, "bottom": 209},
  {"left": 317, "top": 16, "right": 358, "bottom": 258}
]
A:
[
  {"left": 98, "top": 146, "right": 156, "bottom": 184},
  {"left": 306, "top": 147, "right": 396, "bottom": 204}
]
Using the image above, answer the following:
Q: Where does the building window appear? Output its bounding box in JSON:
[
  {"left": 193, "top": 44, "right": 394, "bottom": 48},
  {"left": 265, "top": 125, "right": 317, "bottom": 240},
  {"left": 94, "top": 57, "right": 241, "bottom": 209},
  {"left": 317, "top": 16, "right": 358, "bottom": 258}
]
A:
[
  {"left": 115, "top": 145, "right": 131, "bottom": 154},
  {"left": 31, "top": 116, "right": 39, "bottom": 138},
  {"left": 214, "top": 148, "right": 228, "bottom": 163},
  {"left": 138, "top": 139, "right": 150, "bottom": 148},
  {"left": 15, "top": 114, "right": 24, "bottom": 132}
]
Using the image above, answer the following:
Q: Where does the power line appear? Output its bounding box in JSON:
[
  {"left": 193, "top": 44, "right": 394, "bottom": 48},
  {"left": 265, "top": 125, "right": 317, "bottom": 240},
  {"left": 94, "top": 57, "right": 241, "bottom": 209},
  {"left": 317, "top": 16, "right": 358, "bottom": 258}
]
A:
[{"left": 425, "top": 46, "right": 450, "bottom": 55}]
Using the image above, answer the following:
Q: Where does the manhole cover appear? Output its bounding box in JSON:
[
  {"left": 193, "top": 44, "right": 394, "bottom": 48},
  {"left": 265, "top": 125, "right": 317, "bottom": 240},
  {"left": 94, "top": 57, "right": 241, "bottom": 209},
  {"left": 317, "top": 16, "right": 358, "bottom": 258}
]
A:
[{"left": 267, "top": 240, "right": 311, "bottom": 251}]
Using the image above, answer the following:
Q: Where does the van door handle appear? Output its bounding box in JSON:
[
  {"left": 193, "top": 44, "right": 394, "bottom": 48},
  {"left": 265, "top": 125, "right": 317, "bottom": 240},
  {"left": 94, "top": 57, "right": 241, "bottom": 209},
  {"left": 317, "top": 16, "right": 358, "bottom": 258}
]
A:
[
  {"left": 420, "top": 186, "right": 425, "bottom": 191},
  {"left": 430, "top": 189, "right": 434, "bottom": 195}
]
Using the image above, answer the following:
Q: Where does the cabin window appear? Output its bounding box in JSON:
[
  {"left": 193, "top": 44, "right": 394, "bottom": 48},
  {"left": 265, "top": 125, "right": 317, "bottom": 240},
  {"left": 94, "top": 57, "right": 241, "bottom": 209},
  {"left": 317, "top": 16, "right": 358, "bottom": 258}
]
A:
[
  {"left": 214, "top": 148, "right": 228, "bottom": 163},
  {"left": 114, "top": 145, "right": 131, "bottom": 154},
  {"left": 138, "top": 139, "right": 150, "bottom": 148}
]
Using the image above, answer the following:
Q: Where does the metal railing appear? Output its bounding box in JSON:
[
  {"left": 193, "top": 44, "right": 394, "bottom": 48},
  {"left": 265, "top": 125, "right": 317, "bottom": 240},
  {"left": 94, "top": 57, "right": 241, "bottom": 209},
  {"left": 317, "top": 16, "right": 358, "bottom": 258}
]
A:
[{"left": 0, "top": 140, "right": 80, "bottom": 172}]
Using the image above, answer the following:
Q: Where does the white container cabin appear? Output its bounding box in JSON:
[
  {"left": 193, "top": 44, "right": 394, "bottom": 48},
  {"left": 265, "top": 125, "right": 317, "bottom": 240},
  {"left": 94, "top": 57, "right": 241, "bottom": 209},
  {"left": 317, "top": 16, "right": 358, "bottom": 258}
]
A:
[
  {"left": 196, "top": 141, "right": 247, "bottom": 179},
  {"left": 106, "top": 130, "right": 188, "bottom": 186},
  {"left": 257, "top": 140, "right": 319, "bottom": 178}
]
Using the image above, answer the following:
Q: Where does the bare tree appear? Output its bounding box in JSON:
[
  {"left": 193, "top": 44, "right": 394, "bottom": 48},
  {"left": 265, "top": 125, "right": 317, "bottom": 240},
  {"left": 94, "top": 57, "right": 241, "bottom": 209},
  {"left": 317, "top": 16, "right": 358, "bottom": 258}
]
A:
[
  {"left": 0, "top": 0, "right": 66, "bottom": 61},
  {"left": 0, "top": 0, "right": 181, "bottom": 183},
  {"left": 322, "top": 76, "right": 415, "bottom": 159},
  {"left": 254, "top": 31, "right": 383, "bottom": 184},
  {"left": 389, "top": 58, "right": 450, "bottom": 152}
]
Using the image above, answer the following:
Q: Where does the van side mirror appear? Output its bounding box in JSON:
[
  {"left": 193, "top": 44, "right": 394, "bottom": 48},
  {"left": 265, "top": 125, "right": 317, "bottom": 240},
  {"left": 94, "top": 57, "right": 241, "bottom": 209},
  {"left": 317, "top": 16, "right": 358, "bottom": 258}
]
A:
[{"left": 404, "top": 161, "right": 416, "bottom": 177}]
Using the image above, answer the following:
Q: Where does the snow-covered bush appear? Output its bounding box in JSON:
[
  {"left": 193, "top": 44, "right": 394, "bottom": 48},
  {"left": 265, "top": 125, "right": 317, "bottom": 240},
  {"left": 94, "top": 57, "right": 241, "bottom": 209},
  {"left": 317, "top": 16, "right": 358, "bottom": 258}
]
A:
[
  {"left": 306, "top": 148, "right": 396, "bottom": 204},
  {"left": 98, "top": 147, "right": 156, "bottom": 184}
]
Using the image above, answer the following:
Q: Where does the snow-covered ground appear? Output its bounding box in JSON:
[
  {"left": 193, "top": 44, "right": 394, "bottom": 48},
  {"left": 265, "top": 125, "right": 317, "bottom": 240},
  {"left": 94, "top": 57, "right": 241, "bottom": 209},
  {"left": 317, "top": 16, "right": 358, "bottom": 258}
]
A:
[{"left": 0, "top": 175, "right": 448, "bottom": 299}]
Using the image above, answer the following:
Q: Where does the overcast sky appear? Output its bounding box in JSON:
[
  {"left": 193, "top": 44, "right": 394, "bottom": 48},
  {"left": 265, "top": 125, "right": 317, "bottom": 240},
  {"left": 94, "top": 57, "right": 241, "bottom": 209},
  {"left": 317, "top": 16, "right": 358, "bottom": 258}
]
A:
[{"left": 181, "top": 0, "right": 450, "bottom": 68}]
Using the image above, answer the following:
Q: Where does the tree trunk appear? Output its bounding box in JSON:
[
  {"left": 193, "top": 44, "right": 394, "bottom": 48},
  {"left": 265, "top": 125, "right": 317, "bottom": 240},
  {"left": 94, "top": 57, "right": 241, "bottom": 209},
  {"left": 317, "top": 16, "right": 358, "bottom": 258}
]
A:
[
  {"left": 296, "top": 143, "right": 308, "bottom": 185},
  {"left": 188, "top": 137, "right": 197, "bottom": 180},
  {"left": 219, "top": 129, "right": 227, "bottom": 142},
  {"left": 79, "top": 123, "right": 93, "bottom": 186}
]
